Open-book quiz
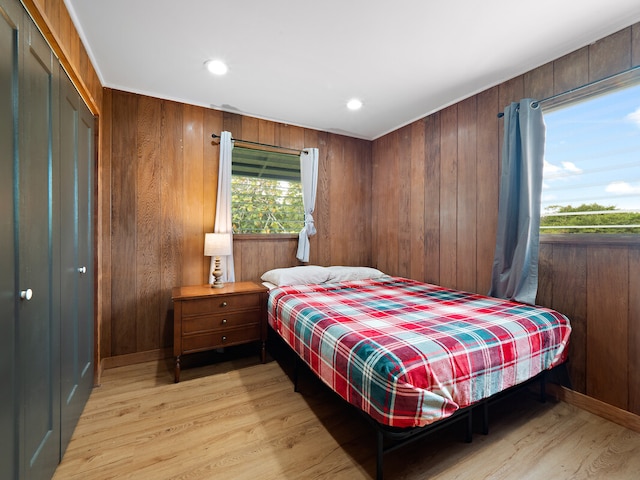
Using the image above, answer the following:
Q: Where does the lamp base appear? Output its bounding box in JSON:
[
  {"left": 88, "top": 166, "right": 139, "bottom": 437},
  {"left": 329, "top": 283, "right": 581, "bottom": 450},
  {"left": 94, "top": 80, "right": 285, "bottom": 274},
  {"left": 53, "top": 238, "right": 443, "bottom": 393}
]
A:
[{"left": 211, "top": 256, "right": 224, "bottom": 288}]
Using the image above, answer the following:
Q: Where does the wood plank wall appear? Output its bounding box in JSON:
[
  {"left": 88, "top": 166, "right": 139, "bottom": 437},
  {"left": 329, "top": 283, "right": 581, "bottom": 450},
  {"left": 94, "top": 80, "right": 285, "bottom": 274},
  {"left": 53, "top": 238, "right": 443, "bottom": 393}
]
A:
[
  {"left": 538, "top": 237, "right": 640, "bottom": 415},
  {"left": 100, "top": 90, "right": 372, "bottom": 362},
  {"left": 371, "top": 24, "right": 640, "bottom": 415}
]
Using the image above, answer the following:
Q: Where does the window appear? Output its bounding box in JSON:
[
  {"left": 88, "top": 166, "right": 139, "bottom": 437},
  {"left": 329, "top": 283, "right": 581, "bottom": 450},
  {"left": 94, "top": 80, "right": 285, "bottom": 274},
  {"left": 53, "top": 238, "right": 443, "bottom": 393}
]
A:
[
  {"left": 231, "top": 147, "right": 304, "bottom": 234},
  {"left": 541, "top": 80, "right": 640, "bottom": 234}
]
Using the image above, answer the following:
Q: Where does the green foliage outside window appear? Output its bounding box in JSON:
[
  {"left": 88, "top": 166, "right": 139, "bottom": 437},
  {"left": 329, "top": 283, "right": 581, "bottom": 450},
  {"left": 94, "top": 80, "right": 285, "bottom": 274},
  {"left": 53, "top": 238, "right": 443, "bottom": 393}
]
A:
[
  {"left": 232, "top": 175, "right": 304, "bottom": 234},
  {"left": 540, "top": 203, "right": 640, "bottom": 234}
]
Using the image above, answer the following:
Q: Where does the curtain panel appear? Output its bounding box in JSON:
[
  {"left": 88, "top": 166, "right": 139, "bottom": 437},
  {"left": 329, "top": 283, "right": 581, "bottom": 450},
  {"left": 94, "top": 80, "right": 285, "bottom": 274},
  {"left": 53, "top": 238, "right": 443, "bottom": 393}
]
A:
[
  {"left": 296, "top": 148, "right": 319, "bottom": 262},
  {"left": 211, "top": 131, "right": 235, "bottom": 283},
  {"left": 489, "top": 100, "right": 545, "bottom": 305}
]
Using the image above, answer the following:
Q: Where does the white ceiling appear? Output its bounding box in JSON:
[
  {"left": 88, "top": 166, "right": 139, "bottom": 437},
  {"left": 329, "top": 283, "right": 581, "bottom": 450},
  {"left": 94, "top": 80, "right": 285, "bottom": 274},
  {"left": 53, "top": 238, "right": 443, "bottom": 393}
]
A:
[{"left": 65, "top": 0, "right": 640, "bottom": 140}]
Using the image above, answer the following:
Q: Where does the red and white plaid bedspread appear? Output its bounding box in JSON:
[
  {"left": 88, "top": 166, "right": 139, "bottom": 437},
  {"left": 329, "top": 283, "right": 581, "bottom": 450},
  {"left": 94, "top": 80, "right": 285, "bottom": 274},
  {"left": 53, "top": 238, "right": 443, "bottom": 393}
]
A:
[{"left": 268, "top": 276, "right": 571, "bottom": 428}]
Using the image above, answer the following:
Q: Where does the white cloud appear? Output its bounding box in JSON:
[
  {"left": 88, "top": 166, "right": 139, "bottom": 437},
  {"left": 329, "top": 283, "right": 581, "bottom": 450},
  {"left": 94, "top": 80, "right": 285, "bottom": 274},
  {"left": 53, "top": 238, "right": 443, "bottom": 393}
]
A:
[
  {"left": 561, "top": 161, "right": 582, "bottom": 174},
  {"left": 606, "top": 181, "right": 640, "bottom": 194},
  {"left": 625, "top": 107, "right": 640, "bottom": 128},
  {"left": 544, "top": 159, "right": 582, "bottom": 180},
  {"left": 543, "top": 160, "right": 560, "bottom": 174}
]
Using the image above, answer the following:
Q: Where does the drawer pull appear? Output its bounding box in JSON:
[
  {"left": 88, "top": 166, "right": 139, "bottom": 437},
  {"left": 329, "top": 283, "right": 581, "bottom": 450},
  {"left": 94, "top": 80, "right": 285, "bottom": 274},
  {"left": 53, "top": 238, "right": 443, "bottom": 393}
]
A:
[
  {"left": 221, "top": 301, "right": 228, "bottom": 307},
  {"left": 222, "top": 318, "right": 227, "bottom": 324},
  {"left": 222, "top": 336, "right": 227, "bottom": 342}
]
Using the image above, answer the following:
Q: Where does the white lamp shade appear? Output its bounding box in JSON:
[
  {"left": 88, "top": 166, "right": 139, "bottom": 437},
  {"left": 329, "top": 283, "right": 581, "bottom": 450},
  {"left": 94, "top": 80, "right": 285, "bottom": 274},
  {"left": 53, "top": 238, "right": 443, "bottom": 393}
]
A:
[{"left": 204, "top": 233, "right": 232, "bottom": 257}]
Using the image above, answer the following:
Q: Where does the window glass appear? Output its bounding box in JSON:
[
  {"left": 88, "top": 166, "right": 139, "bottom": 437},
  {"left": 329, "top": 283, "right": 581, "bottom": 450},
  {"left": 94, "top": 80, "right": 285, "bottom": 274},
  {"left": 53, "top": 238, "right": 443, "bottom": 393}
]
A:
[
  {"left": 541, "top": 82, "right": 640, "bottom": 233},
  {"left": 231, "top": 147, "right": 304, "bottom": 234}
]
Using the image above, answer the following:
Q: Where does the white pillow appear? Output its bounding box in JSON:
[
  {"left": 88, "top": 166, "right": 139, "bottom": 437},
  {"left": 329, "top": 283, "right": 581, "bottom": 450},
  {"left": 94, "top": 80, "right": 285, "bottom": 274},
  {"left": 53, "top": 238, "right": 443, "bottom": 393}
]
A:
[
  {"left": 261, "top": 265, "right": 331, "bottom": 287},
  {"left": 326, "top": 266, "right": 386, "bottom": 282}
]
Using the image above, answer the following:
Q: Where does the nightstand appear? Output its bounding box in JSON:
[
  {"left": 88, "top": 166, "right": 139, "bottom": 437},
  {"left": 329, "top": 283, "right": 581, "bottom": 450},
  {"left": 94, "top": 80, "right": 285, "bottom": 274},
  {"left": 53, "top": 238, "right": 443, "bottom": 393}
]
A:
[{"left": 172, "top": 281, "right": 268, "bottom": 383}]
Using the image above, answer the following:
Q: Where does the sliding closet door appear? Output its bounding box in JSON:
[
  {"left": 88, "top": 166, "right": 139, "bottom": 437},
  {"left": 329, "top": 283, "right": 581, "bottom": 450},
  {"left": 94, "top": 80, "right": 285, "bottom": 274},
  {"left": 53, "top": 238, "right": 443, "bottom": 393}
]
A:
[
  {"left": 18, "top": 16, "right": 60, "bottom": 480},
  {"left": 77, "top": 95, "right": 95, "bottom": 401},
  {"left": 0, "top": 0, "right": 19, "bottom": 477},
  {"left": 59, "top": 69, "right": 81, "bottom": 454},
  {"left": 59, "top": 68, "right": 94, "bottom": 455}
]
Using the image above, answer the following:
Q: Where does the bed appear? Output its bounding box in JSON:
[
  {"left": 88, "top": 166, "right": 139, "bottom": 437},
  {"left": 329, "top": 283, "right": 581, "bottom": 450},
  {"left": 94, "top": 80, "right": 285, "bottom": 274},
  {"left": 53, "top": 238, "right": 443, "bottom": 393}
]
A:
[{"left": 264, "top": 266, "right": 571, "bottom": 478}]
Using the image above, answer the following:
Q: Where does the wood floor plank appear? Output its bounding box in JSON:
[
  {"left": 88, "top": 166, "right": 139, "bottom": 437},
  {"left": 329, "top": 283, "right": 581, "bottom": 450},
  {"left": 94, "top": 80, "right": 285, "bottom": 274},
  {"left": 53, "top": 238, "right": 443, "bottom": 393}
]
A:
[{"left": 55, "top": 349, "right": 640, "bottom": 480}]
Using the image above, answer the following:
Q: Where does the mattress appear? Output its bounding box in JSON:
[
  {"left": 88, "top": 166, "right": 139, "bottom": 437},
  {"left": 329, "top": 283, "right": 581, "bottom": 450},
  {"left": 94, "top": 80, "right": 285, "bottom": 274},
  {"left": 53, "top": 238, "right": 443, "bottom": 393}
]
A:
[{"left": 268, "top": 276, "right": 571, "bottom": 428}]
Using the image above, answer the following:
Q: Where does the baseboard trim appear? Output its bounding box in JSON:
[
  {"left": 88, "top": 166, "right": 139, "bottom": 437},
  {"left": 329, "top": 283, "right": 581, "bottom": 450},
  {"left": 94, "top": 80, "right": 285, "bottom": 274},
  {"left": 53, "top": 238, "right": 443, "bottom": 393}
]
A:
[
  {"left": 548, "top": 384, "right": 640, "bottom": 434},
  {"left": 102, "top": 348, "right": 172, "bottom": 370}
]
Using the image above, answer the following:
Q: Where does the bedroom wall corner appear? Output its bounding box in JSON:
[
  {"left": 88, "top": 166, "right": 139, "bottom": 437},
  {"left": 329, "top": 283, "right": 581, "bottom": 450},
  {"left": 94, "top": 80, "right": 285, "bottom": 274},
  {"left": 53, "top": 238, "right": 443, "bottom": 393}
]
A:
[
  {"left": 371, "top": 21, "right": 640, "bottom": 420},
  {"left": 99, "top": 97, "right": 373, "bottom": 365}
]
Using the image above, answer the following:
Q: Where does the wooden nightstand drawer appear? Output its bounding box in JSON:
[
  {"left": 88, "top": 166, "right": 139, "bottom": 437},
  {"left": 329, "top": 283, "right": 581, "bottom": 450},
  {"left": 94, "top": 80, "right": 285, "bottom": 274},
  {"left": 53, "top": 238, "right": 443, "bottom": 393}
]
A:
[
  {"left": 182, "top": 324, "right": 261, "bottom": 353},
  {"left": 183, "top": 310, "right": 260, "bottom": 334},
  {"left": 181, "top": 293, "right": 261, "bottom": 316}
]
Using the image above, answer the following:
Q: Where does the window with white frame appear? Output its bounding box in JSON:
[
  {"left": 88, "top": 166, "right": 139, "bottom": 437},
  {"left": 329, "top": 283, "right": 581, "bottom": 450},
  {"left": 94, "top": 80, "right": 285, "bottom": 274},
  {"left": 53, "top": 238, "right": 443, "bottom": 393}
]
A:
[
  {"left": 541, "top": 80, "right": 640, "bottom": 234},
  {"left": 231, "top": 146, "right": 304, "bottom": 234}
]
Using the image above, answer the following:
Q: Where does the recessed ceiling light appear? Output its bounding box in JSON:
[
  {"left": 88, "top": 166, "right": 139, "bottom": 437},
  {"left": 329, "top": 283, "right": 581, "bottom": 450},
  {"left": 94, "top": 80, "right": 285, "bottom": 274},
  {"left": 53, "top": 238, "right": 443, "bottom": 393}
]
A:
[
  {"left": 347, "top": 98, "right": 363, "bottom": 111},
  {"left": 205, "top": 59, "right": 228, "bottom": 75}
]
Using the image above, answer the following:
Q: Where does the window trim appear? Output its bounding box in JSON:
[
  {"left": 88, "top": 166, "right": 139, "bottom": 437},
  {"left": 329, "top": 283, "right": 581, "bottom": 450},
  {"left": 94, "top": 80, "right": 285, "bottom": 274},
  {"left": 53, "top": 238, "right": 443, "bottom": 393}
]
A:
[
  {"left": 542, "top": 67, "right": 640, "bottom": 114},
  {"left": 540, "top": 233, "right": 640, "bottom": 247},
  {"left": 232, "top": 233, "right": 298, "bottom": 241}
]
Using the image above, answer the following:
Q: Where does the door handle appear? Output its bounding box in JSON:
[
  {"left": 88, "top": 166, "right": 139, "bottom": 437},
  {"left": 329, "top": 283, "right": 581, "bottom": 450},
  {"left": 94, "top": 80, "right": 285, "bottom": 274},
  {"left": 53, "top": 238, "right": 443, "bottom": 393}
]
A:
[
  {"left": 78, "top": 266, "right": 87, "bottom": 274},
  {"left": 20, "top": 288, "right": 33, "bottom": 301}
]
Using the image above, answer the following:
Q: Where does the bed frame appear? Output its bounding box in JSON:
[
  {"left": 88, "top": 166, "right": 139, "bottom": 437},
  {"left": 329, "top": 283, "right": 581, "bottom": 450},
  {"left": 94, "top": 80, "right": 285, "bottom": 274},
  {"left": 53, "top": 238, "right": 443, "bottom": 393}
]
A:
[
  {"left": 291, "top": 350, "right": 569, "bottom": 480},
  {"left": 266, "top": 276, "right": 571, "bottom": 479}
]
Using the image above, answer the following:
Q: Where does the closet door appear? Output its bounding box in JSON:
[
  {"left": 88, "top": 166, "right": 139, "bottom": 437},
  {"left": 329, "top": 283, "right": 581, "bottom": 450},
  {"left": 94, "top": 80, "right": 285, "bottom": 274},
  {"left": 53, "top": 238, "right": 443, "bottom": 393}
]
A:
[
  {"left": 0, "top": 0, "right": 20, "bottom": 478},
  {"left": 59, "top": 69, "right": 81, "bottom": 454},
  {"left": 59, "top": 69, "right": 94, "bottom": 455},
  {"left": 18, "top": 16, "right": 60, "bottom": 480},
  {"left": 77, "top": 93, "right": 95, "bottom": 401}
]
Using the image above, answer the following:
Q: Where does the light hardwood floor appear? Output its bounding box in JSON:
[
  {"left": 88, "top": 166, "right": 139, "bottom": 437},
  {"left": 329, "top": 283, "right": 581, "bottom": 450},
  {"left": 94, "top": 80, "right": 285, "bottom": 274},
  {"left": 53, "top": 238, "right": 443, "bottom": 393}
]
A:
[{"left": 54, "top": 344, "right": 640, "bottom": 480}]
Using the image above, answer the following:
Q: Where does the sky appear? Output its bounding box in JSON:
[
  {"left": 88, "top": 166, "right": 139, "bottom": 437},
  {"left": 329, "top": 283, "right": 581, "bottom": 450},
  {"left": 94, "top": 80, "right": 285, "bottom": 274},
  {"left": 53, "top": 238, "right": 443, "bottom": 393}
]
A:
[{"left": 542, "top": 82, "right": 640, "bottom": 214}]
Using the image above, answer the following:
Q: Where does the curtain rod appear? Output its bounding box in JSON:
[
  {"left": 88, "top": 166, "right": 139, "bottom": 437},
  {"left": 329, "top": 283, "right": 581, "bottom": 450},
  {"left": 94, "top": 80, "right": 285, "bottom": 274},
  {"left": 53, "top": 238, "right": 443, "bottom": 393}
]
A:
[
  {"left": 211, "top": 133, "right": 307, "bottom": 155},
  {"left": 497, "top": 64, "right": 640, "bottom": 118}
]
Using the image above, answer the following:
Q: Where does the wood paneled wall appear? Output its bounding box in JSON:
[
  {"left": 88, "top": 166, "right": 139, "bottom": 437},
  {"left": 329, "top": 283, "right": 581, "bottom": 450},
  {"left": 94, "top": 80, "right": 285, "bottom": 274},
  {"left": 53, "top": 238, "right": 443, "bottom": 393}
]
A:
[
  {"left": 100, "top": 90, "right": 372, "bottom": 362},
  {"left": 538, "top": 237, "right": 640, "bottom": 415},
  {"left": 371, "top": 24, "right": 640, "bottom": 414},
  {"left": 373, "top": 25, "right": 640, "bottom": 291}
]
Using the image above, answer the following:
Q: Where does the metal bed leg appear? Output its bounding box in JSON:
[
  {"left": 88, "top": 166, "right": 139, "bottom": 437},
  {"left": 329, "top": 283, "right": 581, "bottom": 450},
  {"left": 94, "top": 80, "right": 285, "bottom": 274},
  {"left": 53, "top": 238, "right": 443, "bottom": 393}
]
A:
[
  {"left": 293, "top": 356, "right": 300, "bottom": 392},
  {"left": 539, "top": 371, "right": 547, "bottom": 403},
  {"left": 556, "top": 362, "right": 573, "bottom": 389},
  {"left": 482, "top": 401, "right": 489, "bottom": 435},
  {"left": 376, "top": 429, "right": 384, "bottom": 480},
  {"left": 465, "top": 410, "right": 473, "bottom": 443}
]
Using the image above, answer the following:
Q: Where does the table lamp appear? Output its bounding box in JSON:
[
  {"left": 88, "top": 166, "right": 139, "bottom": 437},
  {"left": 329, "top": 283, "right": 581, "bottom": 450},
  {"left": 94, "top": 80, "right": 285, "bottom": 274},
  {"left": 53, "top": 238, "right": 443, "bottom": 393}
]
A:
[{"left": 204, "top": 233, "right": 232, "bottom": 288}]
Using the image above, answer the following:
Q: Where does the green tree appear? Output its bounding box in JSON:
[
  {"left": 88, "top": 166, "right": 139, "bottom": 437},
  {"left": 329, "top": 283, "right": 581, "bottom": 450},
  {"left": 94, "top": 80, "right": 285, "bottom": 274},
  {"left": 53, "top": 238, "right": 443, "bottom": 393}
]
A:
[
  {"left": 540, "top": 203, "right": 640, "bottom": 234},
  {"left": 232, "top": 176, "right": 304, "bottom": 234}
]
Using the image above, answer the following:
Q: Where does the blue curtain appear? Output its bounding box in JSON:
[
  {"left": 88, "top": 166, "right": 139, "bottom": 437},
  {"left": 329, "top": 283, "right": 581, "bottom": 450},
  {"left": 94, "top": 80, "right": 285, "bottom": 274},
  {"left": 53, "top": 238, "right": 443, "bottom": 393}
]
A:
[{"left": 489, "top": 99, "right": 545, "bottom": 305}]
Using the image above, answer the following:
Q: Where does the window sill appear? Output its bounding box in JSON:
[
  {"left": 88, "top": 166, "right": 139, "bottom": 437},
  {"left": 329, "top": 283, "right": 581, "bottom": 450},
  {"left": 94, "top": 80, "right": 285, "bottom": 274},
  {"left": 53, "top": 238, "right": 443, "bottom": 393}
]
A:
[
  {"left": 233, "top": 233, "right": 299, "bottom": 241},
  {"left": 540, "top": 233, "right": 640, "bottom": 247}
]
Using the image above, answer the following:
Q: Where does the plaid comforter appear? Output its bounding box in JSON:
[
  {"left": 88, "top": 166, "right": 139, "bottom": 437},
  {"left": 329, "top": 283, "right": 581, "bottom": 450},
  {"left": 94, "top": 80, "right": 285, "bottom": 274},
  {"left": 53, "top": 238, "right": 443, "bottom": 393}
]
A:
[{"left": 268, "top": 276, "right": 571, "bottom": 428}]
